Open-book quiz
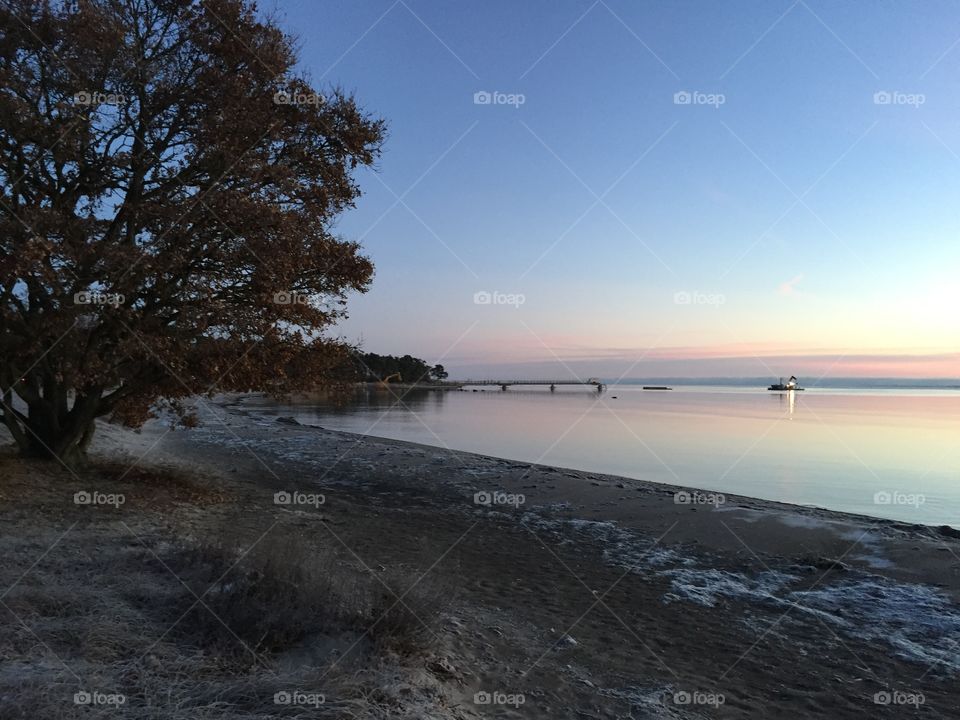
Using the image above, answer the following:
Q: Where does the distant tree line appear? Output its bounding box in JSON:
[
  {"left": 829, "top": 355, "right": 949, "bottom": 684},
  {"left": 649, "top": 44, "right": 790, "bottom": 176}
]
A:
[{"left": 351, "top": 352, "right": 448, "bottom": 384}]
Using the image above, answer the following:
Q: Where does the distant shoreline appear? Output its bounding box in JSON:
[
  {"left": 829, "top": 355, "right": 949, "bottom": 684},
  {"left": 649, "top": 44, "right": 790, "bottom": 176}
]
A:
[{"left": 453, "top": 378, "right": 960, "bottom": 390}]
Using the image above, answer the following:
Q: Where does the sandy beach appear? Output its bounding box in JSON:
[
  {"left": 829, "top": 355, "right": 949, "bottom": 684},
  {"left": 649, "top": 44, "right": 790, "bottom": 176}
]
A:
[{"left": 2, "top": 394, "right": 958, "bottom": 719}]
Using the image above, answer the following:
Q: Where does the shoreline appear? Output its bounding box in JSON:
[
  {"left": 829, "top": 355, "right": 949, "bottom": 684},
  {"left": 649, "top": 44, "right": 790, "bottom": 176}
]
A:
[
  {"left": 150, "top": 399, "right": 960, "bottom": 666},
  {"left": 4, "top": 396, "right": 960, "bottom": 718},
  {"left": 231, "top": 393, "right": 956, "bottom": 535},
  {"left": 198, "top": 395, "right": 960, "bottom": 599}
]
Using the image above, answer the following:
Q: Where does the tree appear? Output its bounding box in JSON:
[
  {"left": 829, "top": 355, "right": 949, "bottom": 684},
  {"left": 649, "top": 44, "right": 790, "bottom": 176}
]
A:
[
  {"left": 0, "top": 0, "right": 385, "bottom": 466},
  {"left": 349, "top": 352, "right": 449, "bottom": 384}
]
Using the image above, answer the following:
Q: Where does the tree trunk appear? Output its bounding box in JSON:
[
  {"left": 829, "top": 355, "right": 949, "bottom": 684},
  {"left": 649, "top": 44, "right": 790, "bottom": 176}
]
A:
[
  {"left": 11, "top": 388, "right": 102, "bottom": 470},
  {"left": 20, "top": 411, "right": 95, "bottom": 469}
]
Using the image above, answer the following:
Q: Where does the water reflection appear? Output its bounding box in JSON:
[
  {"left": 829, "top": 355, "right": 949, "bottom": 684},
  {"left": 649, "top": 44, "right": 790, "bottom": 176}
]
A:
[
  {"left": 271, "top": 385, "right": 960, "bottom": 525},
  {"left": 324, "top": 386, "right": 449, "bottom": 414},
  {"left": 774, "top": 389, "right": 797, "bottom": 418}
]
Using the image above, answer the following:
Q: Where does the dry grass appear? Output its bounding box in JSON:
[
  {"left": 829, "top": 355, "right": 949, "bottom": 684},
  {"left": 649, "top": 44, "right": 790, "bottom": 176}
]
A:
[
  {"left": 92, "top": 458, "right": 231, "bottom": 507},
  {"left": 166, "top": 535, "right": 444, "bottom": 659},
  {"left": 0, "top": 455, "right": 457, "bottom": 720}
]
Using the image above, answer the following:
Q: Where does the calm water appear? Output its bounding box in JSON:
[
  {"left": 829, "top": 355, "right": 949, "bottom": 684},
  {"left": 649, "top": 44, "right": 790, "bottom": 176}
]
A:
[{"left": 273, "top": 385, "right": 960, "bottom": 525}]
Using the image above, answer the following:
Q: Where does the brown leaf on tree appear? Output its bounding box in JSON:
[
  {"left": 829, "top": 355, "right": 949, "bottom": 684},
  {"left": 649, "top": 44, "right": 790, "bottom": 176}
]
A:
[{"left": 0, "top": 0, "right": 385, "bottom": 466}]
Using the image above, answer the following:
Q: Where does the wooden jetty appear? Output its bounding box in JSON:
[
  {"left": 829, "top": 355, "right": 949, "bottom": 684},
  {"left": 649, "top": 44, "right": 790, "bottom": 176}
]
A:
[{"left": 455, "top": 379, "right": 605, "bottom": 392}]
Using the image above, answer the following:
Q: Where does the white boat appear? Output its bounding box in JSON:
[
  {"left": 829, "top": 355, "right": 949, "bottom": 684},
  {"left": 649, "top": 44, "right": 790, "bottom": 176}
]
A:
[{"left": 768, "top": 376, "right": 803, "bottom": 391}]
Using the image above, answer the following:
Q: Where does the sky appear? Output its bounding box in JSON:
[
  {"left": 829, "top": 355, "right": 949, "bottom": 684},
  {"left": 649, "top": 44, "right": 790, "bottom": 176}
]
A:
[{"left": 272, "top": 0, "right": 960, "bottom": 380}]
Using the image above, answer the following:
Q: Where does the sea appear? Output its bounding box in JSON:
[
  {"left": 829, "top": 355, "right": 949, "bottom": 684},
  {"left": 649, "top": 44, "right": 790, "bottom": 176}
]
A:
[{"left": 266, "top": 379, "right": 960, "bottom": 526}]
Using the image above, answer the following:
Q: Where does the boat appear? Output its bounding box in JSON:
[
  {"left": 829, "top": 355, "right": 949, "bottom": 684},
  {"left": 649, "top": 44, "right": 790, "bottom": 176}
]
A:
[{"left": 768, "top": 376, "right": 803, "bottom": 391}]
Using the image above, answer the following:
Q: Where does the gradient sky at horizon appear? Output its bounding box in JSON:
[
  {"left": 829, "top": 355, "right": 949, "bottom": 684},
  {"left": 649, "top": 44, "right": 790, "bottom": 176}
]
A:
[{"left": 275, "top": 0, "right": 960, "bottom": 379}]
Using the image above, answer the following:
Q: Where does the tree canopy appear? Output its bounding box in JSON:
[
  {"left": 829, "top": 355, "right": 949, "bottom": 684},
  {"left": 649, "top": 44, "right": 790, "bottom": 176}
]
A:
[
  {"left": 0, "top": 0, "right": 385, "bottom": 464},
  {"left": 352, "top": 353, "right": 449, "bottom": 384}
]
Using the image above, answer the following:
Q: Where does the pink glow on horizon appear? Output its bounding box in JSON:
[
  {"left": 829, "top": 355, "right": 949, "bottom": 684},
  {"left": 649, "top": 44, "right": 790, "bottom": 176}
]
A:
[{"left": 445, "top": 338, "right": 960, "bottom": 378}]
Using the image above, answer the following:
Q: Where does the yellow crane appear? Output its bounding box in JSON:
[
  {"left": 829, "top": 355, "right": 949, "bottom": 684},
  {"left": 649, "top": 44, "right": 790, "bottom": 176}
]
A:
[{"left": 378, "top": 372, "right": 401, "bottom": 389}]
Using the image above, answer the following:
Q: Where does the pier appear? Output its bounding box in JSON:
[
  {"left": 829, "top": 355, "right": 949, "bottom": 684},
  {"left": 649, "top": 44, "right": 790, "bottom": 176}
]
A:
[{"left": 455, "top": 379, "right": 605, "bottom": 392}]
